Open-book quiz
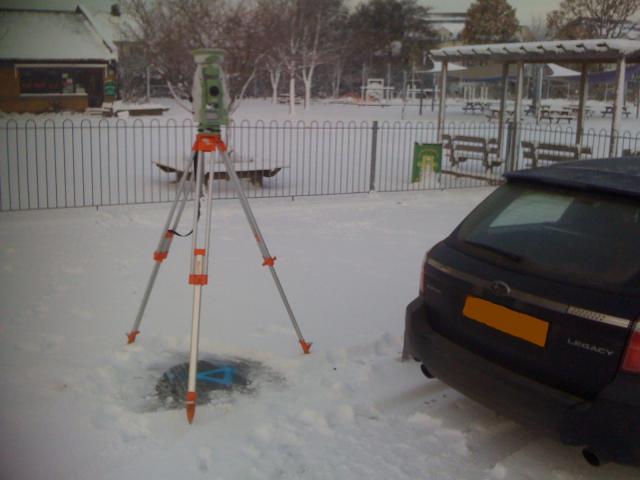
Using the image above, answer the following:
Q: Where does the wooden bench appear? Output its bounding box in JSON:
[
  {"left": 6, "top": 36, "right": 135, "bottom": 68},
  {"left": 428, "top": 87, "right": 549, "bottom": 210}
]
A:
[
  {"left": 443, "top": 134, "right": 502, "bottom": 171},
  {"left": 622, "top": 149, "right": 640, "bottom": 157},
  {"left": 521, "top": 141, "right": 592, "bottom": 168},
  {"left": 155, "top": 160, "right": 284, "bottom": 187},
  {"left": 277, "top": 95, "right": 303, "bottom": 105}
]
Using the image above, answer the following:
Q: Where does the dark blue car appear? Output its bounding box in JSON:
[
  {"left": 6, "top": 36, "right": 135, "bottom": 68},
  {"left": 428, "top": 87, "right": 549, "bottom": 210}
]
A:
[{"left": 404, "top": 158, "right": 640, "bottom": 466}]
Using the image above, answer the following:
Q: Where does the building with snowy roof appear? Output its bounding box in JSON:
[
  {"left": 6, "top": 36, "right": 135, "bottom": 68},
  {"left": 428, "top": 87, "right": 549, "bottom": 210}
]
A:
[
  {"left": 424, "top": 12, "right": 466, "bottom": 45},
  {"left": 0, "top": 5, "right": 117, "bottom": 113}
]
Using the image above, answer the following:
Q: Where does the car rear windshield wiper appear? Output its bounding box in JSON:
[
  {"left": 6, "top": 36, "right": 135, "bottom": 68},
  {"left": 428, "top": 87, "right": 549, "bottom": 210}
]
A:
[{"left": 463, "top": 240, "right": 523, "bottom": 262}]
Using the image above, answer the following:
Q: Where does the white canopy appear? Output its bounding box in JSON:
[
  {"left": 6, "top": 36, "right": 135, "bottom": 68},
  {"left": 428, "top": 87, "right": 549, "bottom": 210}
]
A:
[
  {"left": 545, "top": 63, "right": 580, "bottom": 78},
  {"left": 432, "top": 39, "right": 640, "bottom": 64},
  {"left": 431, "top": 39, "right": 635, "bottom": 158},
  {"left": 421, "top": 60, "right": 466, "bottom": 74}
]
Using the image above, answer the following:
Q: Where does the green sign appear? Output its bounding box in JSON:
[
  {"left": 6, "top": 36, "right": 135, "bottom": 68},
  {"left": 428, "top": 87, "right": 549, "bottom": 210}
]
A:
[
  {"left": 104, "top": 80, "right": 116, "bottom": 97},
  {"left": 412, "top": 143, "right": 442, "bottom": 182}
]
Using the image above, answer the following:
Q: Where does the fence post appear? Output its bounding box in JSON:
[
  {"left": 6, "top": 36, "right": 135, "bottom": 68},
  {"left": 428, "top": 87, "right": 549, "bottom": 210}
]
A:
[
  {"left": 505, "top": 121, "right": 515, "bottom": 172},
  {"left": 369, "top": 121, "right": 379, "bottom": 192}
]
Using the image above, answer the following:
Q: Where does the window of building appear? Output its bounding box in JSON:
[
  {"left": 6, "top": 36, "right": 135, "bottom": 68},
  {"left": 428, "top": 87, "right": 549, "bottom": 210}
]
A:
[{"left": 19, "top": 68, "right": 94, "bottom": 95}]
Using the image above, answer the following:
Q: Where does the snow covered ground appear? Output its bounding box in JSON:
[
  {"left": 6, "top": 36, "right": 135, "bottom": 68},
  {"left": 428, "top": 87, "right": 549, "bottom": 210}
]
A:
[
  {"left": 2, "top": 98, "right": 639, "bottom": 478},
  {"left": 1, "top": 188, "right": 639, "bottom": 479}
]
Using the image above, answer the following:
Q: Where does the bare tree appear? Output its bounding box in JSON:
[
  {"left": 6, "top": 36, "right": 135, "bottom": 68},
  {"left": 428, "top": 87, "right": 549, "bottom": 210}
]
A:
[
  {"left": 255, "top": 0, "right": 289, "bottom": 104},
  {"left": 253, "top": 0, "right": 300, "bottom": 114},
  {"left": 297, "top": 0, "right": 347, "bottom": 110},
  {"left": 547, "top": 0, "right": 640, "bottom": 39},
  {"left": 121, "top": 0, "right": 264, "bottom": 111},
  {"left": 281, "top": 4, "right": 302, "bottom": 115}
]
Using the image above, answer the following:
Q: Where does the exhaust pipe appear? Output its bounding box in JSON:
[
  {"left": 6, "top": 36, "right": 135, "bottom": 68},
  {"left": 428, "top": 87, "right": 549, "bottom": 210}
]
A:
[
  {"left": 420, "top": 363, "right": 434, "bottom": 379},
  {"left": 582, "top": 447, "right": 609, "bottom": 467}
]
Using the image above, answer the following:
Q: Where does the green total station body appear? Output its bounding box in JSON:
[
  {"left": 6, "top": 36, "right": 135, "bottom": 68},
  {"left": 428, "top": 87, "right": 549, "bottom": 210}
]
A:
[{"left": 192, "top": 48, "right": 230, "bottom": 132}]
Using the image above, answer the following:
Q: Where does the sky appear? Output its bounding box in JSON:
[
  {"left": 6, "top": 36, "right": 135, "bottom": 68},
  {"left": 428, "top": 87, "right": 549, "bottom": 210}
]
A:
[{"left": 5, "top": 0, "right": 563, "bottom": 26}]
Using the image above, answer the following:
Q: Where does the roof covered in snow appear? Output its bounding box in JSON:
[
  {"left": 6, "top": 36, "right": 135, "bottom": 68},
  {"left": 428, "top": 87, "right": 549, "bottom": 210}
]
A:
[
  {"left": 431, "top": 39, "right": 640, "bottom": 64},
  {"left": 93, "top": 10, "right": 140, "bottom": 44},
  {"left": 0, "top": 7, "right": 116, "bottom": 62}
]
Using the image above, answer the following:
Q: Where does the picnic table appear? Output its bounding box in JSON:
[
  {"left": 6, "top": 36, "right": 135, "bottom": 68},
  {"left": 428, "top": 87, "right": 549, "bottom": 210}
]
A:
[
  {"left": 462, "top": 101, "right": 491, "bottom": 115},
  {"left": 567, "top": 104, "right": 594, "bottom": 117},
  {"left": 539, "top": 108, "right": 575, "bottom": 124},
  {"left": 484, "top": 108, "right": 521, "bottom": 121},
  {"left": 155, "top": 159, "right": 285, "bottom": 187},
  {"left": 601, "top": 105, "right": 630, "bottom": 118}
]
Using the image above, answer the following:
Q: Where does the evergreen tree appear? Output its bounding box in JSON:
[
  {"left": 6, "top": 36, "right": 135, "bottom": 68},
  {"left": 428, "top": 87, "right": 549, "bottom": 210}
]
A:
[{"left": 460, "top": 0, "right": 519, "bottom": 44}]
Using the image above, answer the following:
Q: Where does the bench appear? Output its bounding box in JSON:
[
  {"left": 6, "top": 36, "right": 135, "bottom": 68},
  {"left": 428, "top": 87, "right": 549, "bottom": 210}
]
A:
[
  {"left": 443, "top": 134, "right": 502, "bottom": 171},
  {"left": 155, "top": 160, "right": 284, "bottom": 187},
  {"left": 118, "top": 106, "right": 169, "bottom": 117},
  {"left": 622, "top": 149, "right": 640, "bottom": 157},
  {"left": 484, "top": 109, "right": 502, "bottom": 121},
  {"left": 521, "top": 141, "right": 592, "bottom": 168},
  {"left": 277, "top": 95, "right": 303, "bottom": 105}
]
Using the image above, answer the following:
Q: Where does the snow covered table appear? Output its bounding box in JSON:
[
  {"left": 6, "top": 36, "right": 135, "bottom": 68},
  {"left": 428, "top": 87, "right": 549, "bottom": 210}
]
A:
[{"left": 154, "top": 160, "right": 285, "bottom": 187}]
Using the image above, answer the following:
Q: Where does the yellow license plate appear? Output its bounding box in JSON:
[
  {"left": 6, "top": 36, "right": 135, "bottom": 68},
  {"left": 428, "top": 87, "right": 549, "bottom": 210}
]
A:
[{"left": 463, "top": 296, "right": 549, "bottom": 347}]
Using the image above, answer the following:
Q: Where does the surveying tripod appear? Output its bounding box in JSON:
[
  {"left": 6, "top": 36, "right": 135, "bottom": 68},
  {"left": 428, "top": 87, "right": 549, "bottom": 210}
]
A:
[{"left": 127, "top": 131, "right": 311, "bottom": 424}]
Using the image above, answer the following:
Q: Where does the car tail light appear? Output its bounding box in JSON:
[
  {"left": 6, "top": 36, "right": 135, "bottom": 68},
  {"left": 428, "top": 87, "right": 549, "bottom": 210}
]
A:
[{"left": 621, "top": 320, "right": 640, "bottom": 374}]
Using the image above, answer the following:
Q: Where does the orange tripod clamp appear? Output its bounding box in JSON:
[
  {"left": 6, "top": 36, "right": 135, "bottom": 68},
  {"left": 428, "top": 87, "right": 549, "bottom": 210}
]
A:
[{"left": 192, "top": 133, "right": 227, "bottom": 153}]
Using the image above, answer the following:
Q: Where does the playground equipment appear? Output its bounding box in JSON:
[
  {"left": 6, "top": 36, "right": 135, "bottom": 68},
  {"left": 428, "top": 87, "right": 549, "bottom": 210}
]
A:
[{"left": 360, "top": 78, "right": 394, "bottom": 104}]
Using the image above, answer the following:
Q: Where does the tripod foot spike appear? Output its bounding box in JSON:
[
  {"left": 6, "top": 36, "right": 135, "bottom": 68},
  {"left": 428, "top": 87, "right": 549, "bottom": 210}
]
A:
[
  {"left": 126, "top": 330, "right": 140, "bottom": 344},
  {"left": 299, "top": 340, "right": 312, "bottom": 354},
  {"left": 186, "top": 391, "right": 197, "bottom": 424}
]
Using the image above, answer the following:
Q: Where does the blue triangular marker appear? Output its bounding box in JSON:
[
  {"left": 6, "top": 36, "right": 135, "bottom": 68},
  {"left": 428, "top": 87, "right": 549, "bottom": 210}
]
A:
[{"left": 196, "top": 366, "right": 235, "bottom": 386}]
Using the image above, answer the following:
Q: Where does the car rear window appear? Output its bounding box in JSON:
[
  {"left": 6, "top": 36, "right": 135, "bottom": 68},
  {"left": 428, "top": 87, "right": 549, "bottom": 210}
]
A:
[{"left": 453, "top": 183, "right": 640, "bottom": 290}]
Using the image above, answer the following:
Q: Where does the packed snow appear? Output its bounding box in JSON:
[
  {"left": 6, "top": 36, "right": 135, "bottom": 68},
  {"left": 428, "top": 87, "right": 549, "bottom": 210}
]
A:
[{"left": 1, "top": 99, "right": 639, "bottom": 479}]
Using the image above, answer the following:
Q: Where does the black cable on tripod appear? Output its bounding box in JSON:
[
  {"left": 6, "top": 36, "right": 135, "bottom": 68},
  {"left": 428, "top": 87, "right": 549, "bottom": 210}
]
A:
[{"left": 169, "top": 151, "right": 203, "bottom": 237}]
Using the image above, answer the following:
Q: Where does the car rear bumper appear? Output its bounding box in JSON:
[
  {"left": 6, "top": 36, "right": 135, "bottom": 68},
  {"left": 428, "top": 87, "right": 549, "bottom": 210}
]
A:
[{"left": 404, "top": 296, "right": 640, "bottom": 466}]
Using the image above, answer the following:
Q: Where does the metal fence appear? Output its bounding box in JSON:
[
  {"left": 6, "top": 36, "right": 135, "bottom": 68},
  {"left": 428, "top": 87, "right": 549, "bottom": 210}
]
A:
[{"left": 1, "top": 118, "right": 638, "bottom": 211}]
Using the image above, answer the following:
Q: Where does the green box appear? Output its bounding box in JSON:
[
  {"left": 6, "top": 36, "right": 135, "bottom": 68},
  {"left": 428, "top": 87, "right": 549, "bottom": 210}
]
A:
[
  {"left": 412, "top": 143, "right": 442, "bottom": 182},
  {"left": 104, "top": 80, "right": 116, "bottom": 97}
]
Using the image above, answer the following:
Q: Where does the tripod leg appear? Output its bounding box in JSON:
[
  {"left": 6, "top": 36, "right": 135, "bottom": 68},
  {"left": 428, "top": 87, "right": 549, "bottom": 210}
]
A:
[
  {"left": 220, "top": 151, "right": 311, "bottom": 354},
  {"left": 185, "top": 150, "right": 215, "bottom": 423},
  {"left": 127, "top": 153, "right": 196, "bottom": 344}
]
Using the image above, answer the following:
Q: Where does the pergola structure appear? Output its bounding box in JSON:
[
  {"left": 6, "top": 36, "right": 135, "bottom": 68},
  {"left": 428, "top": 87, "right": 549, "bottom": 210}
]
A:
[{"left": 431, "top": 39, "right": 640, "bottom": 160}]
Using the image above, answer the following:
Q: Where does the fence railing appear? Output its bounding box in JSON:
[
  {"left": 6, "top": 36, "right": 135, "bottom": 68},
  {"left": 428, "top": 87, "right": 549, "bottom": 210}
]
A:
[{"left": 1, "top": 118, "right": 637, "bottom": 211}]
